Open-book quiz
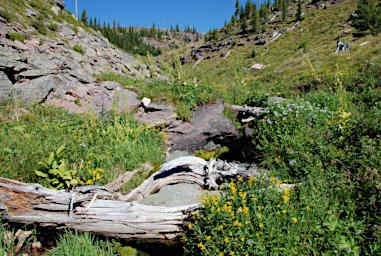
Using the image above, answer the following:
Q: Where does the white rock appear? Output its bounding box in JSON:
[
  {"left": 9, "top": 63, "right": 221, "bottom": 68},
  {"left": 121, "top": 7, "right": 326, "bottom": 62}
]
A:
[
  {"left": 250, "top": 63, "right": 266, "bottom": 70},
  {"left": 141, "top": 97, "right": 151, "bottom": 107},
  {"left": 360, "top": 41, "right": 369, "bottom": 46}
]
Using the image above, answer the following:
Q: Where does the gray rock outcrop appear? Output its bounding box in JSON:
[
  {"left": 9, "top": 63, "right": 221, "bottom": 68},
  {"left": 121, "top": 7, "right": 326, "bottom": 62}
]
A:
[{"left": 0, "top": 1, "right": 153, "bottom": 114}]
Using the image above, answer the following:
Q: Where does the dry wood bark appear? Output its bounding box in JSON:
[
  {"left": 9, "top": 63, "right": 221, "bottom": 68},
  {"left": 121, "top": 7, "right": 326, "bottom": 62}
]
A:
[{"left": 0, "top": 157, "right": 249, "bottom": 242}]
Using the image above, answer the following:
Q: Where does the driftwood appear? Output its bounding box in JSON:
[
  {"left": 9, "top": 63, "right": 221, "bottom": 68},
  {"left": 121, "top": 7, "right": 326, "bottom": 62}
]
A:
[{"left": 0, "top": 156, "right": 253, "bottom": 242}]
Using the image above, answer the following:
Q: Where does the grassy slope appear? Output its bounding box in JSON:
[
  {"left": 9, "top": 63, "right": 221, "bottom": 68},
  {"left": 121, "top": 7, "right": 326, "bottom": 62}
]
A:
[{"left": 182, "top": 0, "right": 380, "bottom": 102}]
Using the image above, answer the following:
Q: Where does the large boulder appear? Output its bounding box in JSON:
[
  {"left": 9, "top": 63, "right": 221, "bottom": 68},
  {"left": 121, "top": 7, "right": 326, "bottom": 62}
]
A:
[
  {"left": 0, "top": 71, "right": 12, "bottom": 100},
  {"left": 13, "top": 75, "right": 66, "bottom": 103},
  {"left": 167, "top": 100, "right": 240, "bottom": 153}
]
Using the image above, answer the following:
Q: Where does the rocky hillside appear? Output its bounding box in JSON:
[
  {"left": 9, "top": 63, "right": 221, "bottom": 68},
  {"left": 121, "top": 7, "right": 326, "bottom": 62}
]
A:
[
  {"left": 0, "top": 0, "right": 159, "bottom": 114},
  {"left": 179, "top": 0, "right": 343, "bottom": 65}
]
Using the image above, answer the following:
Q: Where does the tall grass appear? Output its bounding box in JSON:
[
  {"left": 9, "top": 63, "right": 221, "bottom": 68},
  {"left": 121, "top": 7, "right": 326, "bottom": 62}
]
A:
[{"left": 49, "top": 230, "right": 116, "bottom": 256}]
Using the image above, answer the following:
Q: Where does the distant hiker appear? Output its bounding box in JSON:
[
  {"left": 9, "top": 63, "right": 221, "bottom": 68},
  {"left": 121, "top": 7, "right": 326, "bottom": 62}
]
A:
[
  {"left": 335, "top": 40, "right": 350, "bottom": 54},
  {"left": 335, "top": 40, "right": 344, "bottom": 54},
  {"left": 343, "top": 42, "right": 350, "bottom": 52}
]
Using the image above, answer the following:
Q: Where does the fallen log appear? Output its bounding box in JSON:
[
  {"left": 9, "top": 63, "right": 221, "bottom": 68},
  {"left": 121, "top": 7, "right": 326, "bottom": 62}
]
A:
[{"left": 0, "top": 157, "right": 254, "bottom": 242}]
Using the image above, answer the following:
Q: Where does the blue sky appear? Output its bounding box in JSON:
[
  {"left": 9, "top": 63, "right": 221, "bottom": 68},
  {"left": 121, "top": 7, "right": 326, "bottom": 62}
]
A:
[{"left": 63, "top": 0, "right": 248, "bottom": 33}]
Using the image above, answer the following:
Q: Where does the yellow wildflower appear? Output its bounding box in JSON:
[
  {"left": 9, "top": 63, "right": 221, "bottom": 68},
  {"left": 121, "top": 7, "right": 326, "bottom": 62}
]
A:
[
  {"left": 224, "top": 237, "right": 229, "bottom": 243},
  {"left": 188, "top": 223, "right": 193, "bottom": 230},
  {"left": 251, "top": 197, "right": 258, "bottom": 201},
  {"left": 270, "top": 176, "right": 276, "bottom": 183},
  {"left": 276, "top": 211, "right": 280, "bottom": 215},
  {"left": 257, "top": 205, "right": 263, "bottom": 211},
  {"left": 292, "top": 217, "right": 298, "bottom": 223},
  {"left": 341, "top": 111, "right": 351, "bottom": 119},
  {"left": 259, "top": 223, "right": 264, "bottom": 229},
  {"left": 241, "top": 237, "right": 245, "bottom": 241},
  {"left": 197, "top": 242, "right": 205, "bottom": 250},
  {"left": 282, "top": 209, "right": 287, "bottom": 214},
  {"left": 249, "top": 176, "right": 257, "bottom": 182},
  {"left": 218, "top": 253, "right": 224, "bottom": 256},
  {"left": 306, "top": 206, "right": 311, "bottom": 211},
  {"left": 282, "top": 195, "right": 290, "bottom": 204},
  {"left": 86, "top": 179, "right": 94, "bottom": 185},
  {"left": 217, "top": 225, "right": 224, "bottom": 231},
  {"left": 243, "top": 207, "right": 249, "bottom": 214},
  {"left": 206, "top": 235, "right": 211, "bottom": 241}
]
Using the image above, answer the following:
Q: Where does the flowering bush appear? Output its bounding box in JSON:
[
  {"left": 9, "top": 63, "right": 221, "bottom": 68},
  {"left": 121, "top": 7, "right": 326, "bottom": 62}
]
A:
[{"left": 183, "top": 173, "right": 369, "bottom": 255}]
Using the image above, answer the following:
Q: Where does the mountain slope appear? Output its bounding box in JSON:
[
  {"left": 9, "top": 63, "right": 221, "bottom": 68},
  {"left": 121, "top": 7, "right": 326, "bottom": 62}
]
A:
[{"left": 174, "top": 0, "right": 381, "bottom": 104}]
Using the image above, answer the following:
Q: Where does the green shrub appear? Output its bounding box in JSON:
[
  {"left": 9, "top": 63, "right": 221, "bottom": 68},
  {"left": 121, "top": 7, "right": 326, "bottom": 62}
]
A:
[
  {"left": 48, "top": 23, "right": 58, "bottom": 32},
  {"left": 7, "top": 32, "right": 28, "bottom": 42},
  {"left": 250, "top": 48, "right": 257, "bottom": 58},
  {"left": 32, "top": 17, "right": 47, "bottom": 35},
  {"left": 49, "top": 230, "right": 116, "bottom": 256},
  {"left": 73, "top": 45, "right": 85, "bottom": 55},
  {"left": 0, "top": 9, "right": 17, "bottom": 23}
]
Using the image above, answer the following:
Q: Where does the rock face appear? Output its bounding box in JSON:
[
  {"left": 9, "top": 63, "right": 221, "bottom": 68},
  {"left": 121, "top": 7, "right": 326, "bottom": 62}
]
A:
[
  {"left": 167, "top": 101, "right": 240, "bottom": 153},
  {"left": 0, "top": 0, "right": 153, "bottom": 113}
]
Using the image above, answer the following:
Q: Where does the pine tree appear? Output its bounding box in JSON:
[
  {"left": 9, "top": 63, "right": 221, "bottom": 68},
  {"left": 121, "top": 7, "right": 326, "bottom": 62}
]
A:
[
  {"left": 260, "top": 4, "right": 269, "bottom": 22},
  {"left": 235, "top": 0, "right": 240, "bottom": 17},
  {"left": 245, "top": 0, "right": 252, "bottom": 17},
  {"left": 352, "top": 0, "right": 381, "bottom": 33},
  {"left": 89, "top": 17, "right": 93, "bottom": 28},
  {"left": 241, "top": 17, "right": 248, "bottom": 34},
  {"left": 273, "top": 0, "right": 279, "bottom": 11},
  {"left": 282, "top": 0, "right": 288, "bottom": 22},
  {"left": 94, "top": 17, "right": 97, "bottom": 30},
  {"left": 80, "top": 10, "right": 88, "bottom": 26},
  {"left": 175, "top": 24, "right": 180, "bottom": 32},
  {"left": 240, "top": 6, "right": 245, "bottom": 20},
  {"left": 231, "top": 15, "right": 237, "bottom": 25},
  {"left": 251, "top": 3, "right": 258, "bottom": 33},
  {"left": 296, "top": 0, "right": 304, "bottom": 21}
]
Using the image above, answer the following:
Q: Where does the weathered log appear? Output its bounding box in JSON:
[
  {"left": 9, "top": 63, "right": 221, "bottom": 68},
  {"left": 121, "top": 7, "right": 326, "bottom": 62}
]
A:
[{"left": 0, "top": 157, "right": 251, "bottom": 242}]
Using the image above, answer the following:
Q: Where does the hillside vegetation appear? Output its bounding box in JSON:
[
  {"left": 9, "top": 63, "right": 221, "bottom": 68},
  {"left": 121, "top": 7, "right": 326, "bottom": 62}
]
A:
[{"left": 0, "top": 0, "right": 380, "bottom": 255}]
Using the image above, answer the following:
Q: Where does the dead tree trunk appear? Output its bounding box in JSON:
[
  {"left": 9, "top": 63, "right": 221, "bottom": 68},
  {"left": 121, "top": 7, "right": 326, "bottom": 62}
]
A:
[{"left": 0, "top": 157, "right": 252, "bottom": 242}]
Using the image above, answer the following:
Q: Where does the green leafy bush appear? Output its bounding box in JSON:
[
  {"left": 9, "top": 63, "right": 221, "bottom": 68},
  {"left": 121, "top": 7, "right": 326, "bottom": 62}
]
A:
[
  {"left": 73, "top": 45, "right": 85, "bottom": 55},
  {"left": 34, "top": 145, "right": 81, "bottom": 190}
]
